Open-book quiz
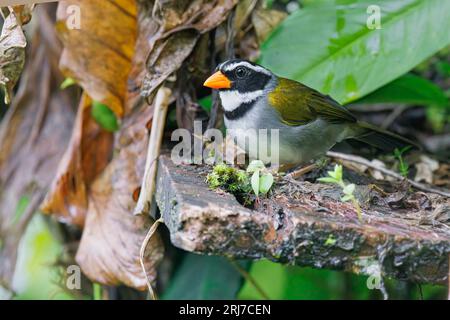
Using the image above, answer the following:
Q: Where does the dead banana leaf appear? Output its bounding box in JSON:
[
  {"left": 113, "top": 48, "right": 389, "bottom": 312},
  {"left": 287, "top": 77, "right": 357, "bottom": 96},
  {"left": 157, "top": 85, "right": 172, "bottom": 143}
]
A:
[
  {"left": 0, "top": 5, "right": 77, "bottom": 289},
  {"left": 74, "top": 2, "right": 165, "bottom": 289},
  {"left": 44, "top": 0, "right": 137, "bottom": 224},
  {"left": 76, "top": 103, "right": 164, "bottom": 290},
  {"left": 0, "top": 9, "right": 26, "bottom": 104},
  {"left": 56, "top": 0, "right": 137, "bottom": 116},
  {"left": 63, "top": 0, "right": 236, "bottom": 290},
  {"left": 40, "top": 93, "right": 113, "bottom": 227}
]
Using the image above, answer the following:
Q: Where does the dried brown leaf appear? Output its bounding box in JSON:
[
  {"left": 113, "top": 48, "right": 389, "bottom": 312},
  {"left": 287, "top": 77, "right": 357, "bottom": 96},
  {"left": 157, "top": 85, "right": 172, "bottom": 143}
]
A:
[
  {"left": 0, "top": 5, "right": 76, "bottom": 288},
  {"left": 76, "top": 104, "right": 164, "bottom": 290},
  {"left": 11, "top": 5, "right": 35, "bottom": 25},
  {"left": 73, "top": 2, "right": 167, "bottom": 289},
  {"left": 56, "top": 0, "right": 138, "bottom": 116},
  {"left": 0, "top": 9, "right": 26, "bottom": 104},
  {"left": 141, "top": 0, "right": 237, "bottom": 99},
  {"left": 40, "top": 93, "right": 113, "bottom": 227}
]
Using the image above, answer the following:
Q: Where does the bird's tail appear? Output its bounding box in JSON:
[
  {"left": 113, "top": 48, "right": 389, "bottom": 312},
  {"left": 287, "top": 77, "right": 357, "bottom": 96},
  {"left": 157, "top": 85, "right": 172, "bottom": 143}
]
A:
[{"left": 350, "top": 121, "right": 419, "bottom": 152}]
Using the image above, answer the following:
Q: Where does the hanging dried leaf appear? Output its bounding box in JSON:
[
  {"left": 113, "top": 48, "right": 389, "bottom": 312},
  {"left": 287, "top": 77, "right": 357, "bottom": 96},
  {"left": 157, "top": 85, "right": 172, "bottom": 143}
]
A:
[
  {"left": 76, "top": 103, "right": 164, "bottom": 290},
  {"left": 0, "top": 5, "right": 77, "bottom": 288},
  {"left": 40, "top": 93, "right": 113, "bottom": 227},
  {"left": 0, "top": 9, "right": 27, "bottom": 104},
  {"left": 74, "top": 2, "right": 166, "bottom": 289},
  {"left": 141, "top": 29, "right": 199, "bottom": 99},
  {"left": 141, "top": 0, "right": 238, "bottom": 99},
  {"left": 11, "top": 5, "right": 35, "bottom": 25},
  {"left": 234, "top": 0, "right": 258, "bottom": 36},
  {"left": 55, "top": 0, "right": 137, "bottom": 116}
]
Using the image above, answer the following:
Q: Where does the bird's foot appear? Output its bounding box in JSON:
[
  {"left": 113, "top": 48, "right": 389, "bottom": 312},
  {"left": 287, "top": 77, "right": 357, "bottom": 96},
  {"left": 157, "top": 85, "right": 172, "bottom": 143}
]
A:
[
  {"left": 283, "top": 157, "right": 329, "bottom": 180},
  {"left": 314, "top": 156, "right": 330, "bottom": 169}
]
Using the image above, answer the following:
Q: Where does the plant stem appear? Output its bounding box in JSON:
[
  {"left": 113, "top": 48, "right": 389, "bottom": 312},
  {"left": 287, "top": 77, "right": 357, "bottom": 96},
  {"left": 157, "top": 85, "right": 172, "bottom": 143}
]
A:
[
  {"left": 326, "top": 151, "right": 450, "bottom": 198},
  {"left": 228, "top": 259, "right": 270, "bottom": 300},
  {"left": 351, "top": 197, "right": 362, "bottom": 221}
]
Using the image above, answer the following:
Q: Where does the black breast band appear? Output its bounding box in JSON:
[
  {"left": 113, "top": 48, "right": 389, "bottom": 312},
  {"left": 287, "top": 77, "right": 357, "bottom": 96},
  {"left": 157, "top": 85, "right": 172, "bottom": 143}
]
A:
[{"left": 224, "top": 99, "right": 258, "bottom": 120}]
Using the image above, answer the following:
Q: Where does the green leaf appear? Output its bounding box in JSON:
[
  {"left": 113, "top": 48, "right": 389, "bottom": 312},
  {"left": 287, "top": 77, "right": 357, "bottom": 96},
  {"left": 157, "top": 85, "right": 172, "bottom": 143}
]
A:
[
  {"left": 162, "top": 254, "right": 249, "bottom": 300},
  {"left": 317, "top": 177, "right": 337, "bottom": 184},
  {"left": 251, "top": 171, "right": 260, "bottom": 196},
  {"left": 247, "top": 160, "right": 265, "bottom": 173},
  {"left": 259, "top": 173, "right": 274, "bottom": 194},
  {"left": 334, "top": 165, "right": 343, "bottom": 181},
  {"left": 342, "top": 183, "right": 355, "bottom": 195},
  {"left": 60, "top": 77, "right": 76, "bottom": 90},
  {"left": 199, "top": 95, "right": 212, "bottom": 112},
  {"left": 326, "top": 171, "right": 337, "bottom": 180},
  {"left": 260, "top": 0, "right": 450, "bottom": 104},
  {"left": 341, "top": 194, "right": 353, "bottom": 202},
  {"left": 436, "top": 61, "right": 450, "bottom": 77},
  {"left": 355, "top": 74, "right": 448, "bottom": 107},
  {"left": 91, "top": 101, "right": 119, "bottom": 132},
  {"left": 324, "top": 235, "right": 337, "bottom": 246}
]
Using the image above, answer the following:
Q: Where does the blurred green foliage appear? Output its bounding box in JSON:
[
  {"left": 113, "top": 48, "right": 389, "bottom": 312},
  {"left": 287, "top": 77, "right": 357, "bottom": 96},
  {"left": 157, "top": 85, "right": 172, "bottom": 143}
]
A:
[
  {"left": 162, "top": 254, "right": 250, "bottom": 300},
  {"left": 10, "top": 213, "right": 75, "bottom": 300},
  {"left": 238, "top": 260, "right": 446, "bottom": 300},
  {"left": 356, "top": 74, "right": 448, "bottom": 107},
  {"left": 260, "top": 0, "right": 450, "bottom": 104}
]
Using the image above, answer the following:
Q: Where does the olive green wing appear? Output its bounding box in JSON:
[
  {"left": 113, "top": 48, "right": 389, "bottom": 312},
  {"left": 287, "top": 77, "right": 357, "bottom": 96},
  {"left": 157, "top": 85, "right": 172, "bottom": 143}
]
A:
[{"left": 268, "top": 78, "right": 356, "bottom": 126}]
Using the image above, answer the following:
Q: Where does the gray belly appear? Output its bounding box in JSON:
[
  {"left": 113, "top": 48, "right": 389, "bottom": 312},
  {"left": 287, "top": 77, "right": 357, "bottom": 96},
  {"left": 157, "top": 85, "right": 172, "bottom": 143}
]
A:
[{"left": 225, "top": 103, "right": 352, "bottom": 165}]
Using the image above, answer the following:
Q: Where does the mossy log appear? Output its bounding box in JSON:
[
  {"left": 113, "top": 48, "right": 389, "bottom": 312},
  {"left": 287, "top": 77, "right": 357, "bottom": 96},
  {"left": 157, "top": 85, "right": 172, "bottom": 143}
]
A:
[{"left": 155, "top": 155, "right": 450, "bottom": 285}]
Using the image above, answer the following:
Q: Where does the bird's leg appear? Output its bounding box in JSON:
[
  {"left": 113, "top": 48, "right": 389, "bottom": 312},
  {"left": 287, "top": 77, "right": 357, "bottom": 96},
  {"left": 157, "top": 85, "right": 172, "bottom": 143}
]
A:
[
  {"left": 286, "top": 163, "right": 317, "bottom": 180},
  {"left": 315, "top": 156, "right": 330, "bottom": 169}
]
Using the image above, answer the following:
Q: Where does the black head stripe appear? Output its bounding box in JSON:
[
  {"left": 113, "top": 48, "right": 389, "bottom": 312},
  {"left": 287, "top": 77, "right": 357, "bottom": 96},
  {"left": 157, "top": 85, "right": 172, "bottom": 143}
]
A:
[
  {"left": 224, "top": 100, "right": 257, "bottom": 120},
  {"left": 220, "top": 59, "right": 273, "bottom": 93}
]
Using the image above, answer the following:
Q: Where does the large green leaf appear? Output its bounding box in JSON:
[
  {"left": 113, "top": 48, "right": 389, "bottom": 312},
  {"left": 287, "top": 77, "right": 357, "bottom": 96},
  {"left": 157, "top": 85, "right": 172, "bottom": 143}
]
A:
[
  {"left": 260, "top": 0, "right": 450, "bottom": 104},
  {"left": 355, "top": 73, "right": 449, "bottom": 107},
  {"left": 162, "top": 253, "right": 249, "bottom": 300}
]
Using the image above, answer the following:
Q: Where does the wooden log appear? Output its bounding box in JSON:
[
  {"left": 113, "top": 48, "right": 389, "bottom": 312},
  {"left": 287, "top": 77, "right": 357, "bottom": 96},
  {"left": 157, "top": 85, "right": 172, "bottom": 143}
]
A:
[{"left": 155, "top": 155, "right": 450, "bottom": 285}]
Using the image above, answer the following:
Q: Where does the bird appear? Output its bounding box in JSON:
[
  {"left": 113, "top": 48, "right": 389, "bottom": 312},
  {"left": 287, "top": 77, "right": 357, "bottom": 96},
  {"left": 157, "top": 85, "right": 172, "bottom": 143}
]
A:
[{"left": 203, "top": 59, "right": 417, "bottom": 167}]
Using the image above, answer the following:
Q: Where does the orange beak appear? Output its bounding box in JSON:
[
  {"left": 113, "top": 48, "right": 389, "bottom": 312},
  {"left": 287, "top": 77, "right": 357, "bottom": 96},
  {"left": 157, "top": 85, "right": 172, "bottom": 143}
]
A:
[{"left": 203, "top": 71, "right": 231, "bottom": 89}]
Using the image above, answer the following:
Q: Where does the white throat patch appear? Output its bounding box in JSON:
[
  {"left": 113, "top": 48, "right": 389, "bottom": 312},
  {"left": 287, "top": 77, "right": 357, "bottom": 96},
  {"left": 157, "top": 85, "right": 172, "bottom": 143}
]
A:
[{"left": 219, "top": 90, "right": 263, "bottom": 112}]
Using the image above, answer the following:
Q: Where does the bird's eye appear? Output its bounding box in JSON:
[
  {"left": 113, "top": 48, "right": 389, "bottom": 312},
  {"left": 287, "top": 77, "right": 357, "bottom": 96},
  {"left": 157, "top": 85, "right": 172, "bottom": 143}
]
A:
[{"left": 235, "top": 67, "right": 247, "bottom": 79}]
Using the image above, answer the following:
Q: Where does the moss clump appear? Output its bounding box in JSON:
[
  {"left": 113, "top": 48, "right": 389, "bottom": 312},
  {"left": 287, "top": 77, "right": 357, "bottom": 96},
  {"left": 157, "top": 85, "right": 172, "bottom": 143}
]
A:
[{"left": 206, "top": 163, "right": 253, "bottom": 206}]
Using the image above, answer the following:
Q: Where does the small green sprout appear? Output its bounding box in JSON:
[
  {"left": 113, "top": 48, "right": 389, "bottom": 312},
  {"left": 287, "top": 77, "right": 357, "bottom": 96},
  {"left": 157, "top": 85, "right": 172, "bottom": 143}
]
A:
[
  {"left": 393, "top": 146, "right": 411, "bottom": 178},
  {"left": 324, "top": 235, "right": 337, "bottom": 246},
  {"left": 206, "top": 161, "right": 275, "bottom": 205},
  {"left": 60, "top": 77, "right": 76, "bottom": 90},
  {"left": 246, "top": 160, "right": 274, "bottom": 197},
  {"left": 318, "top": 164, "right": 362, "bottom": 221}
]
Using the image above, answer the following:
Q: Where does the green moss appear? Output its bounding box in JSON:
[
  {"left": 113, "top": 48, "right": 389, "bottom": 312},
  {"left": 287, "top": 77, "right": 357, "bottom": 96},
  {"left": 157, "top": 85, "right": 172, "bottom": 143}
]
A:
[{"left": 206, "top": 164, "right": 253, "bottom": 206}]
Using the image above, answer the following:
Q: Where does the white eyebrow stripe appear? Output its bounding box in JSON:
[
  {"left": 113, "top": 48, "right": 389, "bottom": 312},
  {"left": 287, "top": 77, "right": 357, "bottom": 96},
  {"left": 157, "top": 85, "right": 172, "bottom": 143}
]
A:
[{"left": 223, "top": 61, "right": 271, "bottom": 76}]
